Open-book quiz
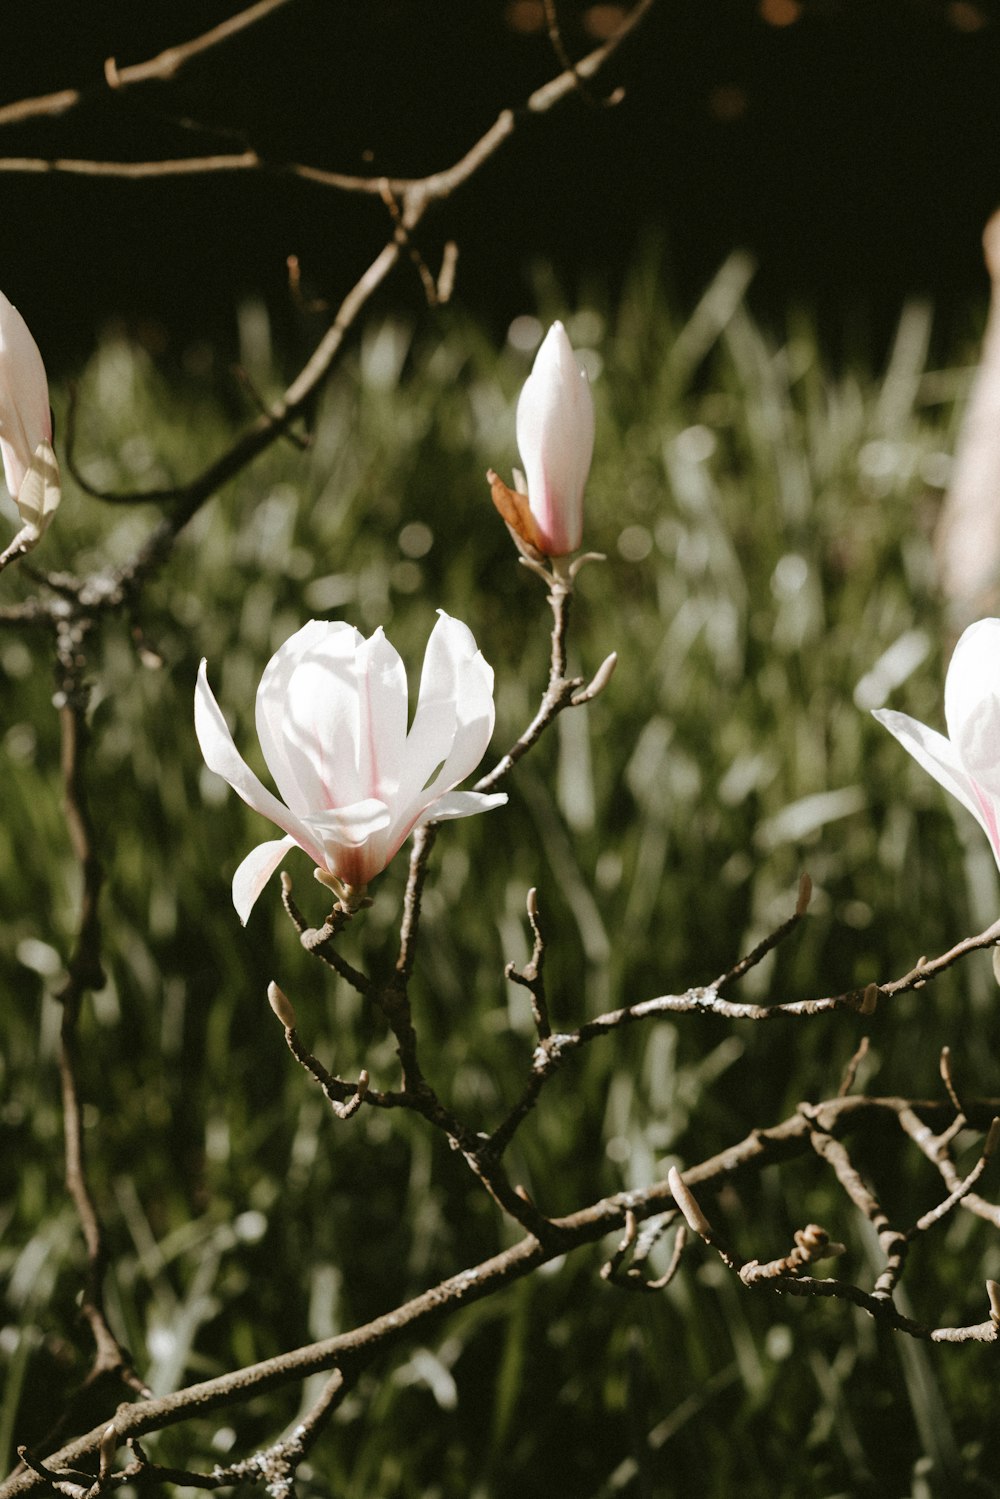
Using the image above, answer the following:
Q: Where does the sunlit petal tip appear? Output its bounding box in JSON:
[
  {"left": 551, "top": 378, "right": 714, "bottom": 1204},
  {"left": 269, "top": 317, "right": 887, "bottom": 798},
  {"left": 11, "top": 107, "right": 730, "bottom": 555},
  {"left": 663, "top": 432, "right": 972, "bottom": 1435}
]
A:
[{"left": 232, "top": 835, "right": 296, "bottom": 925}]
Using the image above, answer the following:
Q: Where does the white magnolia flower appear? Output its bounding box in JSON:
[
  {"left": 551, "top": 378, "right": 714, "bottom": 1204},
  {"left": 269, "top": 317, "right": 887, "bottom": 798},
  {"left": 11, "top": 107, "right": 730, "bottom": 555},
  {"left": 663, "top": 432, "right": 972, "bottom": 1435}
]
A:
[
  {"left": 195, "top": 612, "right": 507, "bottom": 922},
  {"left": 0, "top": 289, "right": 60, "bottom": 562},
  {"left": 873, "top": 617, "right": 1000, "bottom": 866},
  {"left": 490, "top": 321, "right": 595, "bottom": 559}
]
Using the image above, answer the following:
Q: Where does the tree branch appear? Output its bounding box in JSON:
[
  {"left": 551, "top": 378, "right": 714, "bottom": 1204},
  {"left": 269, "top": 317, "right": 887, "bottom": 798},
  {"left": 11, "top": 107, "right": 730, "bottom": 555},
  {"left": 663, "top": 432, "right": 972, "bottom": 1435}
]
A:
[
  {"left": 7, "top": 1088, "right": 1000, "bottom": 1497},
  {"left": 0, "top": 0, "right": 299, "bottom": 129}
]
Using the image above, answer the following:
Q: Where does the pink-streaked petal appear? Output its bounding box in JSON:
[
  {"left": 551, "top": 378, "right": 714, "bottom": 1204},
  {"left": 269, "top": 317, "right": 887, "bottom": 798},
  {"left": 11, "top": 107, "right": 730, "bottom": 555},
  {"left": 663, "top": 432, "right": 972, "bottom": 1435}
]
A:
[
  {"left": 195, "top": 660, "right": 324, "bottom": 864},
  {"left": 399, "top": 613, "right": 495, "bottom": 811},
  {"left": 0, "top": 291, "right": 51, "bottom": 501},
  {"left": 945, "top": 617, "right": 1000, "bottom": 798},
  {"left": 256, "top": 619, "right": 362, "bottom": 814},
  {"left": 873, "top": 708, "right": 987, "bottom": 830},
  {"left": 302, "top": 799, "right": 393, "bottom": 887},
  {"left": 354, "top": 627, "right": 408, "bottom": 801},
  {"left": 330, "top": 836, "right": 389, "bottom": 888},
  {"left": 232, "top": 835, "right": 297, "bottom": 924}
]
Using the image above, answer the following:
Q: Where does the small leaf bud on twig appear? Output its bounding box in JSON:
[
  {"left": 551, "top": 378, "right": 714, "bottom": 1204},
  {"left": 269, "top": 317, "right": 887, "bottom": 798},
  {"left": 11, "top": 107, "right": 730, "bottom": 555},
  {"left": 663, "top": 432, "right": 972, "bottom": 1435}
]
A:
[
  {"left": 98, "top": 1423, "right": 118, "bottom": 1485},
  {"left": 988, "top": 1280, "right": 1000, "bottom": 1326},
  {"left": 795, "top": 871, "right": 812, "bottom": 918},
  {"left": 859, "top": 983, "right": 879, "bottom": 1016},
  {"left": 268, "top": 981, "right": 297, "bottom": 1031},
  {"left": 571, "top": 652, "right": 617, "bottom": 705},
  {"left": 668, "top": 1167, "right": 711, "bottom": 1237}
]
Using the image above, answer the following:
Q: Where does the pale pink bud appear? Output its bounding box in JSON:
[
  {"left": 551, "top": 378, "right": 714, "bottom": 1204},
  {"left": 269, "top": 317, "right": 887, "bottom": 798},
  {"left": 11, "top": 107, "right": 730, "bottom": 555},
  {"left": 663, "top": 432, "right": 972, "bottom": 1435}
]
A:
[{"left": 515, "top": 322, "right": 595, "bottom": 557}]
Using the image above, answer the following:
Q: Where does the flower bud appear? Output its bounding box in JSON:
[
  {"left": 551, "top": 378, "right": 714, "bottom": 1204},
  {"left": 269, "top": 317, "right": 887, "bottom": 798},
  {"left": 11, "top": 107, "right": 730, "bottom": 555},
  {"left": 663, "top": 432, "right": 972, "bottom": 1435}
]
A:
[{"left": 492, "top": 321, "right": 594, "bottom": 559}]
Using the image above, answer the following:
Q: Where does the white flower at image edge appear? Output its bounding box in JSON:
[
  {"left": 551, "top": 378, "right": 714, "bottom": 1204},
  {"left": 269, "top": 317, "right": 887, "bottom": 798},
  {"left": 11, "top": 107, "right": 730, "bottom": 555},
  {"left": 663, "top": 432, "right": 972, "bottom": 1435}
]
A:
[
  {"left": 873, "top": 616, "right": 1000, "bottom": 867},
  {"left": 0, "top": 289, "right": 60, "bottom": 552},
  {"left": 195, "top": 612, "right": 507, "bottom": 922}
]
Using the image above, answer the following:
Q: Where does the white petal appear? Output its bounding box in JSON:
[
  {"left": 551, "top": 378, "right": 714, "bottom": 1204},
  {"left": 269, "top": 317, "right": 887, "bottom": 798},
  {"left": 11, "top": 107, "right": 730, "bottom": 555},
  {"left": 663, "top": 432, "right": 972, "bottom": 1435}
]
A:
[
  {"left": 195, "top": 660, "right": 324, "bottom": 864},
  {"left": 303, "top": 798, "right": 392, "bottom": 850},
  {"left": 944, "top": 617, "right": 1000, "bottom": 797},
  {"left": 397, "top": 613, "right": 496, "bottom": 818},
  {"left": 354, "top": 627, "right": 409, "bottom": 801},
  {"left": 232, "top": 835, "right": 296, "bottom": 924},
  {"left": 873, "top": 707, "right": 986, "bottom": 829},
  {"left": 255, "top": 619, "right": 360, "bottom": 814},
  {"left": 0, "top": 291, "right": 51, "bottom": 501},
  {"left": 301, "top": 799, "right": 393, "bottom": 887}
]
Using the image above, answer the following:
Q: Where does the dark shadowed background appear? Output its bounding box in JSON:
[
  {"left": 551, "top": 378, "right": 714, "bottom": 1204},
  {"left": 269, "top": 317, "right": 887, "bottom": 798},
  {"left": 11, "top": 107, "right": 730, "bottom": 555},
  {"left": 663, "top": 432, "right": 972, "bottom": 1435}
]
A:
[{"left": 2, "top": 0, "right": 1000, "bottom": 371}]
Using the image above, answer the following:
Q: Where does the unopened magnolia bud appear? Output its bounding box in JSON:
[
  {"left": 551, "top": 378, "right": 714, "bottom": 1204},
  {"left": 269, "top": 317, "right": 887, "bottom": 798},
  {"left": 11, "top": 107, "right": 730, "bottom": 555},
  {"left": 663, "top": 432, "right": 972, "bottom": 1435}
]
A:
[
  {"left": 267, "top": 981, "right": 297, "bottom": 1030},
  {"left": 514, "top": 322, "right": 595, "bottom": 557},
  {"left": 668, "top": 1166, "right": 711, "bottom": 1236}
]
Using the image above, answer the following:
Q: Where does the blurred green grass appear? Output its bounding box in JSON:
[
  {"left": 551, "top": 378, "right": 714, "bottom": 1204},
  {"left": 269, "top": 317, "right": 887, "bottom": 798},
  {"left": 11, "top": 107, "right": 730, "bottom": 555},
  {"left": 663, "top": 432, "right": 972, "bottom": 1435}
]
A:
[{"left": 2, "top": 253, "right": 999, "bottom": 1497}]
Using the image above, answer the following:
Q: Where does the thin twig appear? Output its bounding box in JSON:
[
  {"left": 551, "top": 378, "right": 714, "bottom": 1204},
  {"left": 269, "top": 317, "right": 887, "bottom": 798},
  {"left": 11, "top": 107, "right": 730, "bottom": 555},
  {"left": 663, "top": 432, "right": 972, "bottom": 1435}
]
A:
[
  {"left": 504, "top": 887, "right": 552, "bottom": 1040},
  {"left": 838, "top": 1036, "right": 870, "bottom": 1097},
  {"left": 0, "top": 0, "right": 298, "bottom": 128},
  {"left": 395, "top": 824, "right": 439, "bottom": 985},
  {"left": 269, "top": 986, "right": 371, "bottom": 1122},
  {"left": 279, "top": 873, "right": 371, "bottom": 995},
  {"left": 714, "top": 872, "right": 812, "bottom": 991},
  {"left": 542, "top": 0, "right": 626, "bottom": 107},
  {"left": 0, "top": 0, "right": 653, "bottom": 180},
  {"left": 910, "top": 1119, "right": 1000, "bottom": 1235},
  {"left": 803, "top": 1112, "right": 909, "bottom": 1300}
]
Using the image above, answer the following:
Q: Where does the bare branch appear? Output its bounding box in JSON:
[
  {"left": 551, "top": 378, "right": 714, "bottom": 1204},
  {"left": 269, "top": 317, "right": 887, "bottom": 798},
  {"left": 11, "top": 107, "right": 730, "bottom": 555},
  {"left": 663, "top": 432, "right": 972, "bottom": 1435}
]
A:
[
  {"left": 0, "top": 0, "right": 653, "bottom": 200},
  {"left": 104, "top": 0, "right": 297, "bottom": 89},
  {"left": 0, "top": 0, "right": 298, "bottom": 129},
  {"left": 7, "top": 1089, "right": 1000, "bottom": 1497}
]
